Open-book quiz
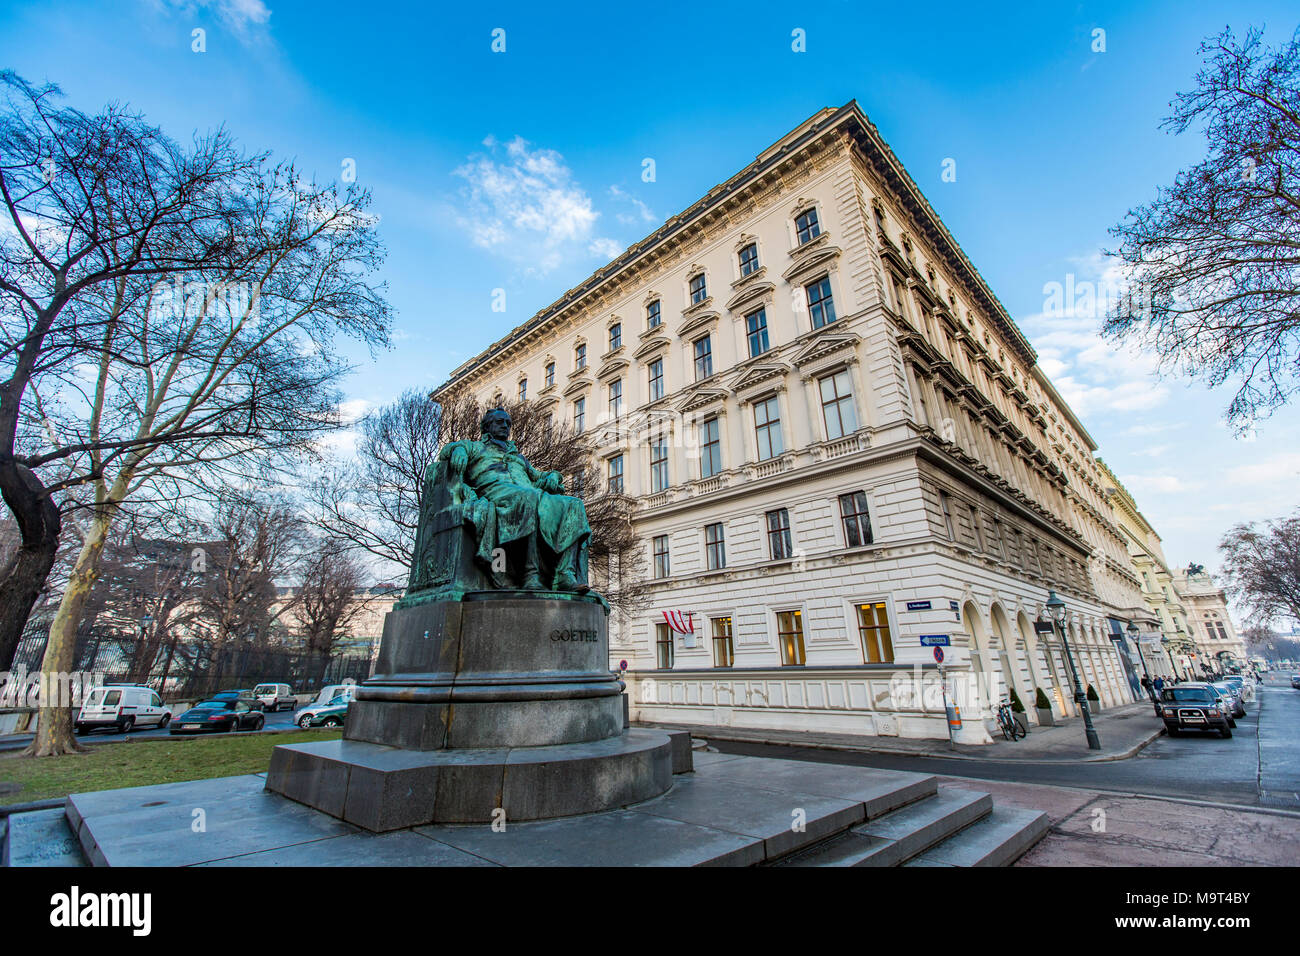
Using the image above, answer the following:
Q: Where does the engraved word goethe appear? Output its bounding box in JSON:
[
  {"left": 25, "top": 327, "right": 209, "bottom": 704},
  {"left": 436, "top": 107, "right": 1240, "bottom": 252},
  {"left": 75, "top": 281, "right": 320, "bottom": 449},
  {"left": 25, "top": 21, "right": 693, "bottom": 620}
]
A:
[{"left": 549, "top": 628, "right": 599, "bottom": 643}]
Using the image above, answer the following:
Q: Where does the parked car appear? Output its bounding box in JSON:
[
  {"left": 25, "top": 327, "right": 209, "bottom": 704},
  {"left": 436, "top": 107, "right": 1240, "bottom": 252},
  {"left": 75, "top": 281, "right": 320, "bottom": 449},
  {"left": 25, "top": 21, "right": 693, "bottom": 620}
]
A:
[
  {"left": 75, "top": 685, "right": 172, "bottom": 735},
  {"left": 169, "top": 698, "right": 266, "bottom": 734},
  {"left": 1291, "top": 674, "right": 1300, "bottom": 689},
  {"left": 210, "top": 689, "right": 264, "bottom": 711},
  {"left": 310, "top": 683, "right": 355, "bottom": 706},
  {"left": 1208, "top": 682, "right": 1242, "bottom": 725},
  {"left": 1215, "top": 679, "right": 1247, "bottom": 717},
  {"left": 308, "top": 698, "right": 350, "bottom": 728},
  {"left": 252, "top": 683, "right": 297, "bottom": 712},
  {"left": 1155, "top": 683, "right": 1234, "bottom": 738},
  {"left": 296, "top": 686, "right": 356, "bottom": 729}
]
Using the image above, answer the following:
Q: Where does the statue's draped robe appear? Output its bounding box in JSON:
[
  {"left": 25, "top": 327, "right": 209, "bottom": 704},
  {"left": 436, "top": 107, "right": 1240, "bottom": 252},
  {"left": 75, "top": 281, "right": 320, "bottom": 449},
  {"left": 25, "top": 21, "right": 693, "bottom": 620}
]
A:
[{"left": 446, "top": 437, "right": 590, "bottom": 568}]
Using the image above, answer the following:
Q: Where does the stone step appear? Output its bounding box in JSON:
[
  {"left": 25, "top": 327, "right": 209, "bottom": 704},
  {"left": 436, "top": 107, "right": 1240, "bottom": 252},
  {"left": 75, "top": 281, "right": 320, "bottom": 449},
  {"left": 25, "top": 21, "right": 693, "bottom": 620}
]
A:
[
  {"left": 772, "top": 787, "right": 992, "bottom": 867},
  {"left": 2, "top": 807, "right": 88, "bottom": 867},
  {"left": 904, "top": 807, "right": 1051, "bottom": 867}
]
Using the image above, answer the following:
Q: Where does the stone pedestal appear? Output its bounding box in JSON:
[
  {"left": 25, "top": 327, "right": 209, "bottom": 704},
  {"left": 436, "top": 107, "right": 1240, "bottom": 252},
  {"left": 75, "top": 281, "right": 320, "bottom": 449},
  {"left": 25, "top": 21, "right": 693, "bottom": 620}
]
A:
[
  {"left": 347, "top": 592, "right": 624, "bottom": 749},
  {"left": 266, "top": 592, "right": 672, "bottom": 830}
]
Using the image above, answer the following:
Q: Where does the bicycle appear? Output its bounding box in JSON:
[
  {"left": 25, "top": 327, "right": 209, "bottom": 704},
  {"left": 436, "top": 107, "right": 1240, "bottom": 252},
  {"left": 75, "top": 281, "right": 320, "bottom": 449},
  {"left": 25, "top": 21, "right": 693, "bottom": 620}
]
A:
[{"left": 995, "top": 698, "right": 1026, "bottom": 741}]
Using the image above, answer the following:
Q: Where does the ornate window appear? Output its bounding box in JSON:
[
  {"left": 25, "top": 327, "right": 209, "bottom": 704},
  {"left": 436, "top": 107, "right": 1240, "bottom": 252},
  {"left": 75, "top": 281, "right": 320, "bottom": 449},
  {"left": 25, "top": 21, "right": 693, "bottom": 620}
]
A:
[
  {"left": 518, "top": 378, "right": 527, "bottom": 401},
  {"left": 545, "top": 362, "right": 555, "bottom": 388},
  {"left": 693, "top": 335, "right": 713, "bottom": 380},
  {"left": 654, "top": 621, "right": 673, "bottom": 667},
  {"left": 777, "top": 610, "right": 806, "bottom": 666},
  {"left": 689, "top": 272, "right": 707, "bottom": 305},
  {"left": 766, "top": 508, "right": 792, "bottom": 559},
  {"left": 712, "top": 617, "right": 734, "bottom": 668},
  {"left": 609, "top": 323, "right": 622, "bottom": 351},
  {"left": 652, "top": 536, "right": 670, "bottom": 579},
  {"left": 738, "top": 242, "right": 759, "bottom": 276},
  {"left": 806, "top": 275, "right": 837, "bottom": 329},
  {"left": 839, "top": 491, "right": 873, "bottom": 548},
  {"left": 648, "top": 358, "right": 665, "bottom": 401},
  {"left": 754, "top": 396, "right": 783, "bottom": 460},
  {"left": 705, "top": 523, "right": 726, "bottom": 570},
  {"left": 795, "top": 208, "right": 821, "bottom": 245},
  {"left": 647, "top": 299, "right": 662, "bottom": 329},
  {"left": 700, "top": 416, "right": 722, "bottom": 478},
  {"left": 818, "top": 370, "right": 857, "bottom": 439},
  {"left": 746, "top": 307, "right": 770, "bottom": 358},
  {"left": 608, "top": 378, "right": 623, "bottom": 418},
  {"left": 650, "top": 437, "right": 669, "bottom": 492},
  {"left": 607, "top": 454, "right": 624, "bottom": 494},
  {"left": 856, "top": 602, "right": 895, "bottom": 663}
]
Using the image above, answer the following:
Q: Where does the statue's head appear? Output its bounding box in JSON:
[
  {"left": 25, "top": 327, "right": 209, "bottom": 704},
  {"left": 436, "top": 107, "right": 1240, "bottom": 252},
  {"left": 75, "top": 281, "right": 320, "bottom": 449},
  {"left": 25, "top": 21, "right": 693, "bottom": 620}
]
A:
[{"left": 481, "top": 407, "right": 512, "bottom": 442}]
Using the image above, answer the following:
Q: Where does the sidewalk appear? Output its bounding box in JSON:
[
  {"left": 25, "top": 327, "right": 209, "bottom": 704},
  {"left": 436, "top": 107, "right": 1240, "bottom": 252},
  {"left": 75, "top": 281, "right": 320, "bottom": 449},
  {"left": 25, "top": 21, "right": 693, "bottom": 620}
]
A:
[{"left": 636, "top": 701, "right": 1164, "bottom": 763}]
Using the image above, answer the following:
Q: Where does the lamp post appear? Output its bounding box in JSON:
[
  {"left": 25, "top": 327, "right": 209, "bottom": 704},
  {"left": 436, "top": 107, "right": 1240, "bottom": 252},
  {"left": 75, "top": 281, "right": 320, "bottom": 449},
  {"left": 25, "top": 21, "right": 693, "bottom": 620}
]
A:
[
  {"left": 1046, "top": 590, "right": 1101, "bottom": 750},
  {"left": 1161, "top": 635, "right": 1180, "bottom": 681}
]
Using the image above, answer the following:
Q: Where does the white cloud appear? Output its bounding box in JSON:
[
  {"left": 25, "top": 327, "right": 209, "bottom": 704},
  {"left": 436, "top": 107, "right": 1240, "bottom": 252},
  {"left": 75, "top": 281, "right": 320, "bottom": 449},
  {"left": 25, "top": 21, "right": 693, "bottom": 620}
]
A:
[
  {"left": 453, "top": 136, "right": 602, "bottom": 275},
  {"left": 152, "top": 0, "right": 271, "bottom": 35},
  {"left": 1121, "top": 473, "right": 1198, "bottom": 495},
  {"left": 1223, "top": 452, "right": 1300, "bottom": 487},
  {"left": 337, "top": 398, "right": 372, "bottom": 424},
  {"left": 588, "top": 237, "right": 624, "bottom": 260}
]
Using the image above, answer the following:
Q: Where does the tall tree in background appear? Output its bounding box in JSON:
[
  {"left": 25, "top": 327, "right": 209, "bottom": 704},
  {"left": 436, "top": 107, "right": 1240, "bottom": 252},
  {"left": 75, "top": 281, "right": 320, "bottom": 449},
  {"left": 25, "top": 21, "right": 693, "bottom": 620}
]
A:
[
  {"left": 1104, "top": 27, "right": 1300, "bottom": 429},
  {"left": 292, "top": 540, "right": 367, "bottom": 686},
  {"left": 1, "top": 73, "right": 392, "bottom": 755},
  {"left": 308, "top": 391, "right": 648, "bottom": 616},
  {"left": 1219, "top": 509, "right": 1300, "bottom": 628},
  {"left": 0, "top": 72, "right": 268, "bottom": 668}
]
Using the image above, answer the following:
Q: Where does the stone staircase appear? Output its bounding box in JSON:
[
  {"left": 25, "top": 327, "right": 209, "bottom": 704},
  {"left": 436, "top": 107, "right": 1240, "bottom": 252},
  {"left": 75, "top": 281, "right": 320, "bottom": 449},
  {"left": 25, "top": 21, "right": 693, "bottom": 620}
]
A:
[{"left": 769, "top": 780, "right": 1048, "bottom": 867}]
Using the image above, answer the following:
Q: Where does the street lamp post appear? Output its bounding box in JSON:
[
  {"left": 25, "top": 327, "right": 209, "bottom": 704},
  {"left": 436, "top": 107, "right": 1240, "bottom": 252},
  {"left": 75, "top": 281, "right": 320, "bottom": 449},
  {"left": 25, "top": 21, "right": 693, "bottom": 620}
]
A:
[
  {"left": 1161, "top": 636, "right": 1180, "bottom": 681},
  {"left": 1047, "top": 590, "right": 1101, "bottom": 750}
]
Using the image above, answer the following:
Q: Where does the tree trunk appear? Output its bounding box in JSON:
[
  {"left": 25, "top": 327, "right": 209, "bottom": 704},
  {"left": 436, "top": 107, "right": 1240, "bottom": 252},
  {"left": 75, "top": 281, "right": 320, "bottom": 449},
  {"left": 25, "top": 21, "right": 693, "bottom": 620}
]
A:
[
  {"left": 24, "top": 500, "right": 118, "bottom": 757},
  {"left": 0, "top": 461, "right": 61, "bottom": 671}
]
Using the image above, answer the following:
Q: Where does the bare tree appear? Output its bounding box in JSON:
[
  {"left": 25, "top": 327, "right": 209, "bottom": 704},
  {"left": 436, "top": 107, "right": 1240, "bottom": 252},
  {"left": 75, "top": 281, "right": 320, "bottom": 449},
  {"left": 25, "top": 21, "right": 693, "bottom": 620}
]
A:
[
  {"left": 308, "top": 390, "right": 648, "bottom": 616},
  {"left": 2, "top": 77, "right": 391, "bottom": 755},
  {"left": 1103, "top": 27, "right": 1300, "bottom": 428},
  {"left": 1219, "top": 510, "right": 1300, "bottom": 627},
  {"left": 189, "top": 493, "right": 305, "bottom": 692},
  {"left": 291, "top": 539, "right": 367, "bottom": 685}
]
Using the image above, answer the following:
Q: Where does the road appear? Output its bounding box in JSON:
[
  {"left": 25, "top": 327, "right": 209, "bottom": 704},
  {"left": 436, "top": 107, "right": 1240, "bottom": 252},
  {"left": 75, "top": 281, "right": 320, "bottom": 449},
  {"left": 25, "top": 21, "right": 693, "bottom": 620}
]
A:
[
  {"left": 712, "top": 676, "right": 1300, "bottom": 811},
  {"left": 0, "top": 704, "right": 306, "bottom": 754}
]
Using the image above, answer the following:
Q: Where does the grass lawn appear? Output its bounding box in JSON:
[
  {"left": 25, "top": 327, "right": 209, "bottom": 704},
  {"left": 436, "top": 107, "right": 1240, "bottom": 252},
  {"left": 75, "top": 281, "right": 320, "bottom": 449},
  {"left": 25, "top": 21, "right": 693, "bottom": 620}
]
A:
[{"left": 0, "top": 731, "right": 342, "bottom": 806}]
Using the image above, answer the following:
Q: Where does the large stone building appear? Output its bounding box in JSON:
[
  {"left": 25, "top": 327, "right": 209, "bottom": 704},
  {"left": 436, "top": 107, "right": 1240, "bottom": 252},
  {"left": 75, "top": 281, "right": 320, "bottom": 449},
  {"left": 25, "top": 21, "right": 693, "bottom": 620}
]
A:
[
  {"left": 434, "top": 102, "right": 1163, "bottom": 743},
  {"left": 1171, "top": 566, "right": 1247, "bottom": 674}
]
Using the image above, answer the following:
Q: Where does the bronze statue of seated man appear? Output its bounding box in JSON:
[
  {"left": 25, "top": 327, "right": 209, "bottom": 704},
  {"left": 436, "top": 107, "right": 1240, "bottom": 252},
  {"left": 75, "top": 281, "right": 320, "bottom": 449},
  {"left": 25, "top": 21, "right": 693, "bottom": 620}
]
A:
[{"left": 440, "top": 408, "right": 591, "bottom": 592}]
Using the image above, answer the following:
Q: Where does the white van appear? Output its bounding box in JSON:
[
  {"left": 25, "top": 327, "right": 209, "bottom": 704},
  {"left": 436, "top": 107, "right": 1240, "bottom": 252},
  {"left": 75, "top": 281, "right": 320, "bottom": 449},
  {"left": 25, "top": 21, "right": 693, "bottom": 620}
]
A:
[
  {"left": 252, "top": 683, "right": 297, "bottom": 712},
  {"left": 75, "top": 685, "right": 172, "bottom": 735}
]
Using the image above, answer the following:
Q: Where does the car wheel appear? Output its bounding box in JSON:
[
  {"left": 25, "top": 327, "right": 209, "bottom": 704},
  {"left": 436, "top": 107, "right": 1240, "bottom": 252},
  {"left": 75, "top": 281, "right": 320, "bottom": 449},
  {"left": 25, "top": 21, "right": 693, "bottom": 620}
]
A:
[
  {"left": 298, "top": 714, "right": 313, "bottom": 729},
  {"left": 119, "top": 716, "right": 135, "bottom": 734},
  {"left": 323, "top": 716, "right": 343, "bottom": 728},
  {"left": 159, "top": 714, "right": 171, "bottom": 728},
  {"left": 253, "top": 716, "right": 265, "bottom": 731},
  {"left": 1220, "top": 726, "right": 1232, "bottom": 738},
  {"left": 227, "top": 719, "right": 239, "bottom": 732}
]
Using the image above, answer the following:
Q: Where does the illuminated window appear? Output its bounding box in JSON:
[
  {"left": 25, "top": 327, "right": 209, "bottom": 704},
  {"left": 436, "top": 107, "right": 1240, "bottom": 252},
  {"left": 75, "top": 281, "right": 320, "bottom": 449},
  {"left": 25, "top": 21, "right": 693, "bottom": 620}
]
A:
[
  {"left": 777, "top": 610, "right": 806, "bottom": 666},
  {"left": 856, "top": 602, "right": 895, "bottom": 663},
  {"left": 712, "top": 617, "right": 734, "bottom": 668}
]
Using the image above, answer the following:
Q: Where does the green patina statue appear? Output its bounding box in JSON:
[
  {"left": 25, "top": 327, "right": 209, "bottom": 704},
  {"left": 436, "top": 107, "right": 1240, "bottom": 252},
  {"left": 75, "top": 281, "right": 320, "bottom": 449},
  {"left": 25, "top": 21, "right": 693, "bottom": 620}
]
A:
[{"left": 405, "top": 407, "right": 602, "bottom": 605}]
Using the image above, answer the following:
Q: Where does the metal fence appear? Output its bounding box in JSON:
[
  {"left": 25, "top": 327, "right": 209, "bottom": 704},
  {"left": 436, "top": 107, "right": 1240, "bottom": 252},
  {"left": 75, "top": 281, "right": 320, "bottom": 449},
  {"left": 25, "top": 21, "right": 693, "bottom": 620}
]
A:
[{"left": 10, "top": 614, "right": 376, "bottom": 702}]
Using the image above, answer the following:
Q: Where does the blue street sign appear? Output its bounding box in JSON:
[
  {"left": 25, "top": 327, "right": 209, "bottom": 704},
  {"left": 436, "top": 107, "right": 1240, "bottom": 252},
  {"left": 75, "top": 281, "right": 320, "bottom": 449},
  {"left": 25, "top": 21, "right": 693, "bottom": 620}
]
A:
[
  {"left": 906, "top": 600, "right": 932, "bottom": 611},
  {"left": 919, "top": 634, "right": 951, "bottom": 646}
]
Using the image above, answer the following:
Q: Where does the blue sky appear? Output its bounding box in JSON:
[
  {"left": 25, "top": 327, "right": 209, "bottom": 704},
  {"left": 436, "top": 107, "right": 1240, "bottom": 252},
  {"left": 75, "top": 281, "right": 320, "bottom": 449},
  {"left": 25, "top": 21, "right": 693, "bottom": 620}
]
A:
[{"left": 4, "top": 0, "right": 1299, "bottom": 580}]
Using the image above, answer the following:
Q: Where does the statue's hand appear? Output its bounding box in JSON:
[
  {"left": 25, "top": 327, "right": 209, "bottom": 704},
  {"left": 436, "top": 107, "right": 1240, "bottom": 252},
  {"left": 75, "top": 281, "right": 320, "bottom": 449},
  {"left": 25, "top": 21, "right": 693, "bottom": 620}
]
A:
[
  {"left": 448, "top": 445, "right": 468, "bottom": 472},
  {"left": 541, "top": 471, "right": 564, "bottom": 494}
]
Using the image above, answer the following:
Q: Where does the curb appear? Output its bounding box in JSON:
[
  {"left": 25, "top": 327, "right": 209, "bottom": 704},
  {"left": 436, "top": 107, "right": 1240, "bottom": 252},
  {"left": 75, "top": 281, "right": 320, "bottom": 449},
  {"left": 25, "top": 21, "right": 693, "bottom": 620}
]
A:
[
  {"left": 0, "top": 725, "right": 334, "bottom": 754},
  {"left": 0, "top": 798, "right": 67, "bottom": 817},
  {"left": 684, "top": 724, "right": 1165, "bottom": 765}
]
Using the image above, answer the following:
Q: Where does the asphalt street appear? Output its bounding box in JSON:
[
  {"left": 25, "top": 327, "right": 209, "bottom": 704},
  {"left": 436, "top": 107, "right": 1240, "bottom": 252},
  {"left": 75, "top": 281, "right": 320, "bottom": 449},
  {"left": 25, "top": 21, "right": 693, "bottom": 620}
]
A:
[
  {"left": 0, "top": 705, "right": 305, "bottom": 753},
  {"left": 712, "top": 676, "right": 1300, "bottom": 811}
]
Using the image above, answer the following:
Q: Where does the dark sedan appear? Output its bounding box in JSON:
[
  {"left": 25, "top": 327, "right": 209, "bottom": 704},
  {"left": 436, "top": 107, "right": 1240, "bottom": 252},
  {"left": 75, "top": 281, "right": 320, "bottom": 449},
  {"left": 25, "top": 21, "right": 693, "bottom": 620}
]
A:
[{"left": 169, "top": 699, "right": 266, "bottom": 734}]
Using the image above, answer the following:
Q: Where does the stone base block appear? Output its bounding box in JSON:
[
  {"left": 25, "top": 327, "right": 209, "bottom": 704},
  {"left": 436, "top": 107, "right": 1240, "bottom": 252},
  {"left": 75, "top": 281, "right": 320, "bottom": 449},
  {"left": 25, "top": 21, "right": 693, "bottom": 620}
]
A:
[
  {"left": 344, "top": 694, "right": 623, "bottom": 751},
  {"left": 265, "top": 729, "right": 673, "bottom": 831}
]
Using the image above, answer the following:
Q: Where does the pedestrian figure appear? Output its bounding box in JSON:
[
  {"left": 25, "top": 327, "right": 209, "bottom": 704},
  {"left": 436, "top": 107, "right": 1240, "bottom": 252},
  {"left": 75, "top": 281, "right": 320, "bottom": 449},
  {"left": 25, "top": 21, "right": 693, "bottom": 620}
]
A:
[
  {"left": 1140, "top": 674, "right": 1155, "bottom": 702},
  {"left": 1153, "top": 676, "right": 1165, "bottom": 696}
]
